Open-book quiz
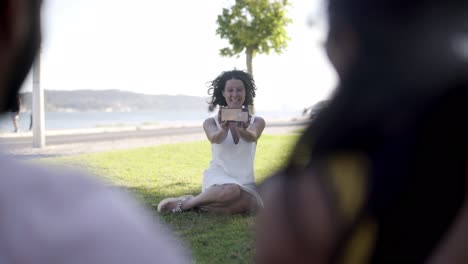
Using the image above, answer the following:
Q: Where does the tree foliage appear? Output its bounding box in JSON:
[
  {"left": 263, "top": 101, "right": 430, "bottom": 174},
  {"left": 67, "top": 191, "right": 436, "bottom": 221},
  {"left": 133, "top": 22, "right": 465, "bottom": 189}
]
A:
[{"left": 216, "top": 0, "right": 292, "bottom": 76}]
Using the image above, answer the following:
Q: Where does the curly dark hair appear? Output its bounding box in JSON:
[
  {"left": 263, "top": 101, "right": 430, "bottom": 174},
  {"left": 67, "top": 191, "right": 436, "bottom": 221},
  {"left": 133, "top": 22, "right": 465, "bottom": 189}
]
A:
[{"left": 207, "top": 69, "right": 256, "bottom": 107}]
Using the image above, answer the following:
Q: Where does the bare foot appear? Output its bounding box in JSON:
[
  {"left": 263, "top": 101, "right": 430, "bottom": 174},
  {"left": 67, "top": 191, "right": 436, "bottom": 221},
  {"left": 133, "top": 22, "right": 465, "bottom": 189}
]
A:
[{"left": 156, "top": 195, "right": 194, "bottom": 213}]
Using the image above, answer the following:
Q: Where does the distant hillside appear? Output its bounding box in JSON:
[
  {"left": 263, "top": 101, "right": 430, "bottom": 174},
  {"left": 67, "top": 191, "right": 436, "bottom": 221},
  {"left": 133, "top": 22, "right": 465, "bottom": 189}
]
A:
[{"left": 19, "top": 90, "right": 211, "bottom": 112}]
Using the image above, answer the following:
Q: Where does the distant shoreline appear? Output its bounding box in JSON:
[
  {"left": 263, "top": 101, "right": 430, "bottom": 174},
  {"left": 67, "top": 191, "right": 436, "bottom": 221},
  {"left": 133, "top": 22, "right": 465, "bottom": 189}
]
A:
[
  {"left": 0, "top": 117, "right": 311, "bottom": 138},
  {"left": 0, "top": 109, "right": 305, "bottom": 133}
]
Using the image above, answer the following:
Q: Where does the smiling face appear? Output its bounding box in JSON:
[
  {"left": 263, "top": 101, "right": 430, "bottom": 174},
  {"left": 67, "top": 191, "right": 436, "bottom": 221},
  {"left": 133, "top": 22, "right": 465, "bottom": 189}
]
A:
[{"left": 222, "top": 79, "right": 246, "bottom": 109}]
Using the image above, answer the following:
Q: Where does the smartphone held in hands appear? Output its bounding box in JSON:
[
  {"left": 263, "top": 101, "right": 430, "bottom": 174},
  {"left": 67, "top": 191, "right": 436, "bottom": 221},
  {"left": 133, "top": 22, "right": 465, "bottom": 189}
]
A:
[{"left": 220, "top": 108, "right": 249, "bottom": 122}]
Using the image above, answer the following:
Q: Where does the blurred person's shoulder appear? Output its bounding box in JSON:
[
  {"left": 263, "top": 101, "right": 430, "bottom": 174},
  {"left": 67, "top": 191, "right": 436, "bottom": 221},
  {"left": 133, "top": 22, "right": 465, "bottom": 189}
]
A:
[{"left": 0, "top": 153, "right": 190, "bottom": 264}]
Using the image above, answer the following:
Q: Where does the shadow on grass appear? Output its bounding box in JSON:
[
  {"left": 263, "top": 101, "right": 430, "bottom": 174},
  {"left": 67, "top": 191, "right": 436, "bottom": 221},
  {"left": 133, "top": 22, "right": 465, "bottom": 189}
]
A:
[{"left": 123, "top": 185, "right": 201, "bottom": 205}]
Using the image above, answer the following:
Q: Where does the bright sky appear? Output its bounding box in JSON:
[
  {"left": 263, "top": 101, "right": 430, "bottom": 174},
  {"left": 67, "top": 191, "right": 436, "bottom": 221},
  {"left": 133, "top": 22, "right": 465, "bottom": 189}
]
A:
[{"left": 22, "top": 0, "right": 337, "bottom": 112}]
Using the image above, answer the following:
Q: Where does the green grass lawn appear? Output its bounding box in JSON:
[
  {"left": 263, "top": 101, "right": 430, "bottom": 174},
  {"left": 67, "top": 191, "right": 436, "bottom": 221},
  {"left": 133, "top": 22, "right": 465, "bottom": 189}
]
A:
[{"left": 43, "top": 133, "right": 300, "bottom": 263}]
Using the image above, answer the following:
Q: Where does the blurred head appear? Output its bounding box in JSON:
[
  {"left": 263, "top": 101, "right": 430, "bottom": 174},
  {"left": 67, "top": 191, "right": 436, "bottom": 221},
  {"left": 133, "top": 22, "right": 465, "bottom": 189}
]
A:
[
  {"left": 0, "top": 0, "right": 42, "bottom": 112},
  {"left": 207, "top": 69, "right": 256, "bottom": 108},
  {"left": 324, "top": 14, "right": 357, "bottom": 79},
  {"left": 256, "top": 1, "right": 468, "bottom": 263},
  {"left": 325, "top": 0, "right": 468, "bottom": 82}
]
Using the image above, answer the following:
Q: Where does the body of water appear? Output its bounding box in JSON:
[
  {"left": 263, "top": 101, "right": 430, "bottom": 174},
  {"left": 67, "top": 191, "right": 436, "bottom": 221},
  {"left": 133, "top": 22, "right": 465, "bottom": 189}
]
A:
[{"left": 0, "top": 109, "right": 302, "bottom": 133}]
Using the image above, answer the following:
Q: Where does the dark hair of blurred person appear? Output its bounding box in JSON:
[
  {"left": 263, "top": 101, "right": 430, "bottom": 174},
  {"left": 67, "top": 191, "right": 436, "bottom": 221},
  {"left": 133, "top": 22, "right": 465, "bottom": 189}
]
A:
[
  {"left": 0, "top": 1, "right": 189, "bottom": 263},
  {"left": 256, "top": 0, "right": 468, "bottom": 263}
]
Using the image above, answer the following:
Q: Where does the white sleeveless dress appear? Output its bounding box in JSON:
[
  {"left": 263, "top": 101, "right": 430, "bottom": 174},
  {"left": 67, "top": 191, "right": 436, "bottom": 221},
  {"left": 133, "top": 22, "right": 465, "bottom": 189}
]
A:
[{"left": 202, "top": 115, "right": 263, "bottom": 208}]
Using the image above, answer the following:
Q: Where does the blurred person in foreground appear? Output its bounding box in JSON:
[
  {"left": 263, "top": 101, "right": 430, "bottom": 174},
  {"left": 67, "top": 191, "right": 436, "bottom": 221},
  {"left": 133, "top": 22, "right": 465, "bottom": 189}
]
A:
[
  {"left": 0, "top": 1, "right": 189, "bottom": 263},
  {"left": 256, "top": 0, "right": 468, "bottom": 263}
]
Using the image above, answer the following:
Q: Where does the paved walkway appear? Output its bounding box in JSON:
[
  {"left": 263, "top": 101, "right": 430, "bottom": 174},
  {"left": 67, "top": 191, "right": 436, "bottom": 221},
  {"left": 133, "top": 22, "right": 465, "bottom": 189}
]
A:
[{"left": 2, "top": 124, "right": 304, "bottom": 158}]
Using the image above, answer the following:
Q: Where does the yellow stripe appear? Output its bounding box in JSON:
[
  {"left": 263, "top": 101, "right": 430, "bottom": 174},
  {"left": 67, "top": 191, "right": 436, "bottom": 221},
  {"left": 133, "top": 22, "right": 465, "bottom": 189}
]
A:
[{"left": 326, "top": 153, "right": 377, "bottom": 263}]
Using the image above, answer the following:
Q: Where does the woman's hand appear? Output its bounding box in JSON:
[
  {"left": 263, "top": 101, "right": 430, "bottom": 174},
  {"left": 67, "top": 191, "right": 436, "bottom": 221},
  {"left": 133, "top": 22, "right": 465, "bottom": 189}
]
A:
[
  {"left": 237, "top": 121, "right": 255, "bottom": 142},
  {"left": 237, "top": 116, "right": 266, "bottom": 142},
  {"left": 233, "top": 114, "right": 250, "bottom": 130},
  {"left": 218, "top": 108, "right": 229, "bottom": 131},
  {"left": 218, "top": 107, "right": 240, "bottom": 144},
  {"left": 203, "top": 109, "right": 230, "bottom": 144}
]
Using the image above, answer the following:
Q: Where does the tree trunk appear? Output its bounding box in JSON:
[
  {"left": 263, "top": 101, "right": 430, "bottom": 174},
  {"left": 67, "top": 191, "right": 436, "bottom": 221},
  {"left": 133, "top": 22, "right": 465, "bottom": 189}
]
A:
[
  {"left": 246, "top": 46, "right": 254, "bottom": 77},
  {"left": 245, "top": 46, "right": 255, "bottom": 114}
]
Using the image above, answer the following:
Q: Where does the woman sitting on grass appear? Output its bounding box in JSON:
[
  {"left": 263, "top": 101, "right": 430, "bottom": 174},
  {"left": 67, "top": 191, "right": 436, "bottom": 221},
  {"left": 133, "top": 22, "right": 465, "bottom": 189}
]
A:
[{"left": 157, "top": 69, "right": 265, "bottom": 214}]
